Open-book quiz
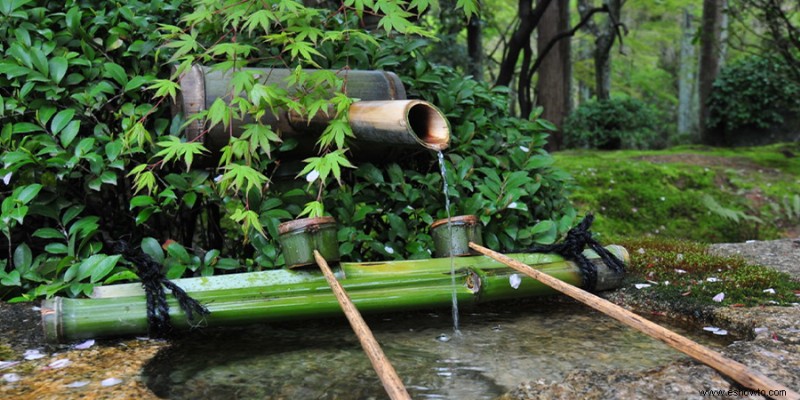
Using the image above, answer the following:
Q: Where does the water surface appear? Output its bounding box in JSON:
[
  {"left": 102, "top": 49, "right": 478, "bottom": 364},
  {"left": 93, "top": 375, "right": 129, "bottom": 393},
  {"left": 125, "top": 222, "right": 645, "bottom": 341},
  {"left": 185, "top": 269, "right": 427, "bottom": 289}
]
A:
[{"left": 143, "top": 300, "right": 728, "bottom": 399}]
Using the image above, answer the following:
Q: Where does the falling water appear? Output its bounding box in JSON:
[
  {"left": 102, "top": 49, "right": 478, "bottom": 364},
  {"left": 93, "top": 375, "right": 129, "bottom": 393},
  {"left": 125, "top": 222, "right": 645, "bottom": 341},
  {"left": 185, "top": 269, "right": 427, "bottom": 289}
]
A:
[{"left": 437, "top": 150, "right": 460, "bottom": 334}]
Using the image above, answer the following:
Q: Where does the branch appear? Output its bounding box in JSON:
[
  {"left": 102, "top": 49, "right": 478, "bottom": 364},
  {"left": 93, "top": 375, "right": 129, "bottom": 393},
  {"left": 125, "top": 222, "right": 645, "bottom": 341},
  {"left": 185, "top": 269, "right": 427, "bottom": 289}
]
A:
[
  {"left": 494, "top": 0, "right": 553, "bottom": 88},
  {"left": 526, "top": 5, "right": 610, "bottom": 84}
]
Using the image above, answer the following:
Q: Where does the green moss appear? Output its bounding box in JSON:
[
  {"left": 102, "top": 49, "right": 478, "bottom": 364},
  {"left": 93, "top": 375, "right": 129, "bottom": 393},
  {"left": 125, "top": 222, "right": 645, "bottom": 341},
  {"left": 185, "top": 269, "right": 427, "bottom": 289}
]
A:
[
  {"left": 0, "top": 342, "right": 15, "bottom": 359},
  {"left": 556, "top": 144, "right": 800, "bottom": 242},
  {"left": 618, "top": 237, "right": 800, "bottom": 307}
]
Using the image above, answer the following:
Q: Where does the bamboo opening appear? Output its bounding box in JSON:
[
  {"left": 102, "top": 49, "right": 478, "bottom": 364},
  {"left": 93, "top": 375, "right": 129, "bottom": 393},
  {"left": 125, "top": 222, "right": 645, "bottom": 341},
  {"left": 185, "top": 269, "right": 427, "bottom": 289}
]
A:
[{"left": 406, "top": 102, "right": 450, "bottom": 151}]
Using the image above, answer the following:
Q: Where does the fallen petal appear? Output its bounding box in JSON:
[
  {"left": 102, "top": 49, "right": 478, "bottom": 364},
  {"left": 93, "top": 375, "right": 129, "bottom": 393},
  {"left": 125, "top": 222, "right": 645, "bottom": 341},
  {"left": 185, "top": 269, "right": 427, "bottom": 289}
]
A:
[
  {"left": 712, "top": 292, "right": 725, "bottom": 302},
  {"left": 23, "top": 350, "right": 45, "bottom": 360},
  {"left": 65, "top": 380, "right": 90, "bottom": 388},
  {"left": 73, "top": 340, "right": 95, "bottom": 350},
  {"left": 49, "top": 359, "right": 71, "bottom": 369},
  {"left": 713, "top": 329, "right": 728, "bottom": 336},
  {"left": 509, "top": 274, "right": 522, "bottom": 289},
  {"left": 634, "top": 283, "right": 651, "bottom": 289},
  {"left": 754, "top": 327, "right": 768, "bottom": 334},
  {"left": 703, "top": 326, "right": 720, "bottom": 332},
  {"left": 762, "top": 288, "right": 775, "bottom": 294},
  {"left": 2, "top": 373, "right": 20, "bottom": 383},
  {"left": 0, "top": 361, "right": 20, "bottom": 370},
  {"left": 101, "top": 377, "right": 123, "bottom": 387},
  {"left": 706, "top": 277, "right": 720, "bottom": 282},
  {"left": 674, "top": 269, "right": 687, "bottom": 274},
  {"left": 2, "top": 172, "right": 11, "bottom": 185}
]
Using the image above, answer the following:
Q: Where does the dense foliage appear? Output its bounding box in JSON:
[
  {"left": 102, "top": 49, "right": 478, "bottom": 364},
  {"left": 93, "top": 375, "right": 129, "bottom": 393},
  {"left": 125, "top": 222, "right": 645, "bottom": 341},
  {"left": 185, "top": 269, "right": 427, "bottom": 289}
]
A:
[
  {"left": 0, "top": 0, "right": 571, "bottom": 301},
  {"left": 562, "top": 96, "right": 661, "bottom": 150},
  {"left": 706, "top": 56, "right": 800, "bottom": 135}
]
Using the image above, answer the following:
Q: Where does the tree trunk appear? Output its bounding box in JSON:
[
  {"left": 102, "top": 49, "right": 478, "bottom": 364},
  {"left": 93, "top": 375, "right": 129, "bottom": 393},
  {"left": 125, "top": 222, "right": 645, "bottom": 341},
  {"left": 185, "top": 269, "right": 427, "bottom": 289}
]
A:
[
  {"left": 593, "top": 0, "right": 620, "bottom": 100},
  {"left": 467, "top": 13, "right": 483, "bottom": 81},
  {"left": 536, "top": 0, "right": 572, "bottom": 150},
  {"left": 699, "top": 0, "right": 725, "bottom": 145},
  {"left": 495, "top": 0, "right": 553, "bottom": 89},
  {"left": 678, "top": 8, "right": 699, "bottom": 138}
]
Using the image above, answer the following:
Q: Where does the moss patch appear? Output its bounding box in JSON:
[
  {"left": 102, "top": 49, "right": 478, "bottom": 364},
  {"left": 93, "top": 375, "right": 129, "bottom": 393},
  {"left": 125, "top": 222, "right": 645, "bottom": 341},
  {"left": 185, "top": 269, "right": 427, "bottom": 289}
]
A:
[
  {"left": 556, "top": 143, "right": 800, "bottom": 242},
  {"left": 618, "top": 237, "right": 800, "bottom": 307}
]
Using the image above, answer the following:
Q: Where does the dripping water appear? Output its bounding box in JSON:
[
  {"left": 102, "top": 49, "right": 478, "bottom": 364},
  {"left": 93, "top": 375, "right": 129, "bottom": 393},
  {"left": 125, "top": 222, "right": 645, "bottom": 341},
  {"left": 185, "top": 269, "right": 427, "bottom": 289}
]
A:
[{"left": 437, "top": 150, "right": 460, "bottom": 334}]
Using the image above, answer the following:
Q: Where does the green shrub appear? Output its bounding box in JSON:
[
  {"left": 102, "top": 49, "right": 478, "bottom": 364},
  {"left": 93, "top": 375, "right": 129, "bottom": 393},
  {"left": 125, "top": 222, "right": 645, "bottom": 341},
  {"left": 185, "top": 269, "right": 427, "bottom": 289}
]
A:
[
  {"left": 563, "top": 97, "right": 661, "bottom": 150},
  {"left": 706, "top": 56, "right": 800, "bottom": 134},
  {"left": 0, "top": 1, "right": 572, "bottom": 300}
]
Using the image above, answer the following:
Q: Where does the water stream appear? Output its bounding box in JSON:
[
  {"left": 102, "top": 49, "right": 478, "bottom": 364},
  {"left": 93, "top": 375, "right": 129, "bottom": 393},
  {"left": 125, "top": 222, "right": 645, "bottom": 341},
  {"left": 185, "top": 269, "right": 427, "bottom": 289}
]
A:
[
  {"left": 142, "top": 301, "right": 730, "bottom": 399},
  {"left": 437, "top": 150, "right": 460, "bottom": 334}
]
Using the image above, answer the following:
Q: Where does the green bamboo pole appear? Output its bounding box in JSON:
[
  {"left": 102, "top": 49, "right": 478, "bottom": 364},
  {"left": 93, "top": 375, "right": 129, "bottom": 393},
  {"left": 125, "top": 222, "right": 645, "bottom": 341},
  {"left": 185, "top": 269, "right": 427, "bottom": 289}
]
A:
[
  {"left": 43, "top": 247, "right": 628, "bottom": 342},
  {"left": 91, "top": 246, "right": 628, "bottom": 298},
  {"left": 314, "top": 250, "right": 411, "bottom": 400}
]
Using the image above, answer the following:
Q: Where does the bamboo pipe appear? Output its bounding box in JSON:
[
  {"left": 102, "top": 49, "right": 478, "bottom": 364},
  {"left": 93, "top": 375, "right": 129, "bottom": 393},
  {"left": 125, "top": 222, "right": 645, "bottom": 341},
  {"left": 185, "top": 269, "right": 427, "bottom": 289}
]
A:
[
  {"left": 313, "top": 250, "right": 411, "bottom": 400},
  {"left": 468, "top": 242, "right": 800, "bottom": 400}
]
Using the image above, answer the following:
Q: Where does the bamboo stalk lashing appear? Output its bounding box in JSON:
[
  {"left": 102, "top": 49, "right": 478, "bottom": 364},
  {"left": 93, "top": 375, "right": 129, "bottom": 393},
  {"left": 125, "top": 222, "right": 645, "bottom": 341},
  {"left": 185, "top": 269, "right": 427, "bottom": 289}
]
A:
[{"left": 468, "top": 242, "right": 799, "bottom": 400}]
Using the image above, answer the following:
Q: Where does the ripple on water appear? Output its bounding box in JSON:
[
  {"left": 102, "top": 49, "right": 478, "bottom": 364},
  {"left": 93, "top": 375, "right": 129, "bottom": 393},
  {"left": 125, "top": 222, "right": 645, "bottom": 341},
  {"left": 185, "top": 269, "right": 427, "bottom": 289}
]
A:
[{"left": 142, "top": 302, "right": 730, "bottom": 400}]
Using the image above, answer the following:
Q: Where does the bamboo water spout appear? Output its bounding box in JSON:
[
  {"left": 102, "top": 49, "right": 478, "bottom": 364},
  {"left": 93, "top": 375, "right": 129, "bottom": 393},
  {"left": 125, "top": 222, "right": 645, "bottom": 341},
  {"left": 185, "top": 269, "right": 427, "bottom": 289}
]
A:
[{"left": 174, "top": 65, "right": 450, "bottom": 160}]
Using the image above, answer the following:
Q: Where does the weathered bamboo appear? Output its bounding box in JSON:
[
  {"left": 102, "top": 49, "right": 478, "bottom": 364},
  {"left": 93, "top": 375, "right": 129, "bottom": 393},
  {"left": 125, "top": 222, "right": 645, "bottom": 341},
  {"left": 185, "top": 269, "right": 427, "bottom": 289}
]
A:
[
  {"left": 468, "top": 242, "right": 800, "bottom": 400},
  {"left": 44, "top": 247, "right": 628, "bottom": 343},
  {"left": 314, "top": 250, "right": 411, "bottom": 400},
  {"left": 175, "top": 65, "right": 450, "bottom": 157}
]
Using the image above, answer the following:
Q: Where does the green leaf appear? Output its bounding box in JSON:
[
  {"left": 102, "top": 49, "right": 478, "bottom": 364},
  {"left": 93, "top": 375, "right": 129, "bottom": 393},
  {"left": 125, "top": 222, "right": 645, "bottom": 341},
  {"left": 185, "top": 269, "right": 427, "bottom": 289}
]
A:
[
  {"left": 48, "top": 56, "right": 68, "bottom": 83},
  {"left": 90, "top": 255, "right": 121, "bottom": 283},
  {"left": 60, "top": 120, "right": 81, "bottom": 147},
  {"left": 130, "top": 195, "right": 156, "bottom": 208},
  {"left": 16, "top": 183, "right": 42, "bottom": 204},
  {"left": 51, "top": 109, "right": 75, "bottom": 135},
  {"left": 13, "top": 243, "right": 31, "bottom": 271},
  {"left": 530, "top": 220, "right": 557, "bottom": 244},
  {"left": 33, "top": 227, "right": 64, "bottom": 239},
  {"left": 103, "top": 63, "right": 128, "bottom": 86},
  {"left": 1, "top": 270, "right": 20, "bottom": 286},
  {"left": 141, "top": 237, "right": 164, "bottom": 264},
  {"left": 166, "top": 242, "right": 190, "bottom": 264}
]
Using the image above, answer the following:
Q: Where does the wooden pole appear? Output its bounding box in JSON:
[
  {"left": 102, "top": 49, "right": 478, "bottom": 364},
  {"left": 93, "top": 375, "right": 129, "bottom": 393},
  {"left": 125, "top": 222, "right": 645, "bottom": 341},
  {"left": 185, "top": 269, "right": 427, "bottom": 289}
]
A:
[
  {"left": 313, "top": 250, "right": 412, "bottom": 400},
  {"left": 468, "top": 242, "right": 800, "bottom": 400}
]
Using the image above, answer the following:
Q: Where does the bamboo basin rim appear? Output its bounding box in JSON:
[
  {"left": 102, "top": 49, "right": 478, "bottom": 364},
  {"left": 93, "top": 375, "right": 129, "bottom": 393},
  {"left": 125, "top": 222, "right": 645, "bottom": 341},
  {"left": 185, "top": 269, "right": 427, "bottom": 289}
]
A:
[
  {"left": 430, "top": 215, "right": 479, "bottom": 230},
  {"left": 278, "top": 216, "right": 337, "bottom": 235}
]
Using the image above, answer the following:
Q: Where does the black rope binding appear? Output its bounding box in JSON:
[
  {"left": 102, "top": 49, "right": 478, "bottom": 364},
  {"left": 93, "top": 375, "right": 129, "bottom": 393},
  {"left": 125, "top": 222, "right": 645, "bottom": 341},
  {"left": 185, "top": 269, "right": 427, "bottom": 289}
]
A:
[
  {"left": 520, "top": 214, "right": 625, "bottom": 291},
  {"left": 107, "top": 239, "right": 210, "bottom": 337}
]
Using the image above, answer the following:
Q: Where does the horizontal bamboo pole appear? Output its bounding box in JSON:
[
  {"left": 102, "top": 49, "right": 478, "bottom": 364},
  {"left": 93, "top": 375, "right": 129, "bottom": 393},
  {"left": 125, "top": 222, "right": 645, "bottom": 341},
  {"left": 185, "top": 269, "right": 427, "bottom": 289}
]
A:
[
  {"left": 44, "top": 248, "right": 629, "bottom": 342},
  {"left": 469, "top": 242, "right": 800, "bottom": 400},
  {"left": 92, "top": 246, "right": 628, "bottom": 298},
  {"left": 314, "top": 251, "right": 411, "bottom": 400}
]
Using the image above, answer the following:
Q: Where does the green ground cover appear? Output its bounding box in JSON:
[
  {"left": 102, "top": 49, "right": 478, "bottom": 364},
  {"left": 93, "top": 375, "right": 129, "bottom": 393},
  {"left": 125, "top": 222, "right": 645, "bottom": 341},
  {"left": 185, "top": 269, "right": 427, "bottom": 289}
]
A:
[{"left": 555, "top": 143, "right": 800, "bottom": 307}]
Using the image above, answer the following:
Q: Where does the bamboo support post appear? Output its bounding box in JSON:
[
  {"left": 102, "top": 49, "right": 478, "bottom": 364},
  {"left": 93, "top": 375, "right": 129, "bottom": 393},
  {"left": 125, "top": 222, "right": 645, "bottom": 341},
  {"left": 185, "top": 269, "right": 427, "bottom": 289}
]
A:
[
  {"left": 313, "top": 250, "right": 411, "bottom": 400},
  {"left": 468, "top": 242, "right": 800, "bottom": 400}
]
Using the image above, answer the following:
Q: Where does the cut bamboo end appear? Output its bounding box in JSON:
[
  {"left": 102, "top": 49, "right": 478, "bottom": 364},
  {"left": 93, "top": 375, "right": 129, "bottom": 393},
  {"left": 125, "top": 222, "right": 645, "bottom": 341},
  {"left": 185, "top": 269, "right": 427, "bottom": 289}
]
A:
[{"left": 348, "top": 100, "right": 451, "bottom": 151}]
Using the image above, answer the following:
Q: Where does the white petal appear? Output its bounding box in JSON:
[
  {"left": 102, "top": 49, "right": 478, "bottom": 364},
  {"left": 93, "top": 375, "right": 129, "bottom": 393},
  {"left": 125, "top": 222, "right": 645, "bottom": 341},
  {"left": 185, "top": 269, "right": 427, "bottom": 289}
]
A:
[
  {"left": 305, "top": 170, "right": 320, "bottom": 183},
  {"left": 1, "top": 172, "right": 11, "bottom": 185},
  {"left": 49, "top": 359, "right": 71, "bottom": 369},
  {"left": 634, "top": 283, "right": 651, "bottom": 289},
  {"left": 674, "top": 269, "right": 687, "bottom": 274},
  {"left": 762, "top": 288, "right": 775, "bottom": 294},
  {"left": 509, "top": 274, "right": 522, "bottom": 289},
  {"left": 713, "top": 329, "right": 728, "bottom": 335},
  {"left": 23, "top": 350, "right": 45, "bottom": 360},
  {"left": 703, "top": 326, "right": 720, "bottom": 332},
  {"left": 712, "top": 292, "right": 725, "bottom": 302},
  {"left": 384, "top": 245, "right": 394, "bottom": 254},
  {"left": 65, "top": 380, "right": 90, "bottom": 388},
  {"left": 519, "top": 146, "right": 529, "bottom": 152},
  {"left": 101, "top": 377, "right": 123, "bottom": 387},
  {"left": 508, "top": 202, "right": 518, "bottom": 209},
  {"left": 3, "top": 373, "right": 20, "bottom": 383},
  {"left": 706, "top": 277, "right": 720, "bottom": 282},
  {"left": 73, "top": 339, "right": 95, "bottom": 350}
]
